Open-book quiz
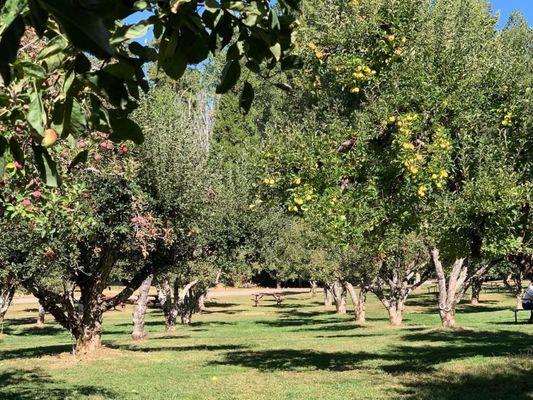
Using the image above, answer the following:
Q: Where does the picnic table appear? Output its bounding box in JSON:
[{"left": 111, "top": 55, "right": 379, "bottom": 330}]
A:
[{"left": 251, "top": 290, "right": 305, "bottom": 307}]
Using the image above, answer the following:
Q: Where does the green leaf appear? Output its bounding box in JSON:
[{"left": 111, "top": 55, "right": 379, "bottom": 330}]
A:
[
  {"left": 0, "top": 136, "right": 8, "bottom": 176},
  {"left": 270, "top": 10, "right": 280, "bottom": 30},
  {"left": 109, "top": 113, "right": 143, "bottom": 144},
  {"left": 33, "top": 144, "right": 61, "bottom": 187},
  {"left": 28, "top": 0, "right": 48, "bottom": 36},
  {"left": 37, "top": 0, "right": 115, "bottom": 59},
  {"left": 239, "top": 81, "right": 254, "bottom": 114},
  {"left": 129, "top": 42, "right": 158, "bottom": 62},
  {"left": 110, "top": 17, "right": 154, "bottom": 45},
  {"left": 216, "top": 60, "right": 241, "bottom": 94},
  {"left": 170, "top": 0, "right": 193, "bottom": 13},
  {"left": 82, "top": 71, "right": 129, "bottom": 108},
  {"left": 9, "top": 137, "right": 24, "bottom": 165},
  {"left": 0, "top": 0, "right": 26, "bottom": 37},
  {"left": 70, "top": 99, "right": 86, "bottom": 135},
  {"left": 27, "top": 85, "right": 46, "bottom": 135},
  {"left": 37, "top": 34, "right": 68, "bottom": 71},
  {"left": 270, "top": 43, "right": 282, "bottom": 61},
  {"left": 281, "top": 55, "right": 303, "bottom": 70},
  {"left": 51, "top": 98, "right": 71, "bottom": 137},
  {"left": 17, "top": 61, "right": 46, "bottom": 79},
  {"left": 204, "top": 0, "right": 220, "bottom": 11}
]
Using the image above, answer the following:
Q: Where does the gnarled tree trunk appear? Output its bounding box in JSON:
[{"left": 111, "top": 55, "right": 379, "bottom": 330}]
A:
[
  {"left": 503, "top": 272, "right": 524, "bottom": 310},
  {"left": 331, "top": 281, "right": 346, "bottom": 314},
  {"left": 0, "top": 277, "right": 16, "bottom": 325},
  {"left": 345, "top": 282, "right": 367, "bottom": 323},
  {"left": 132, "top": 274, "right": 153, "bottom": 340},
  {"left": 372, "top": 261, "right": 429, "bottom": 326},
  {"left": 431, "top": 248, "right": 499, "bottom": 328},
  {"left": 37, "top": 303, "right": 45, "bottom": 327},
  {"left": 162, "top": 277, "right": 203, "bottom": 328},
  {"left": 23, "top": 246, "right": 154, "bottom": 355},
  {"left": 323, "top": 283, "right": 333, "bottom": 306},
  {"left": 309, "top": 281, "right": 318, "bottom": 297},
  {"left": 470, "top": 276, "right": 483, "bottom": 305}
]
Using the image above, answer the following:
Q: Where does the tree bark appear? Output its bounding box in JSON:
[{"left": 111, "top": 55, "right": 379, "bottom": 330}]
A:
[
  {"left": 345, "top": 282, "right": 367, "bottom": 323},
  {"left": 431, "top": 247, "right": 501, "bottom": 328},
  {"left": 470, "top": 276, "right": 483, "bottom": 305},
  {"left": 503, "top": 272, "right": 524, "bottom": 309},
  {"left": 331, "top": 281, "right": 346, "bottom": 314},
  {"left": 132, "top": 274, "right": 153, "bottom": 341},
  {"left": 323, "top": 284, "right": 333, "bottom": 306},
  {"left": 36, "top": 303, "right": 45, "bottom": 327},
  {"left": 386, "top": 302, "right": 404, "bottom": 326},
  {"left": 162, "top": 278, "right": 178, "bottom": 331},
  {"left": 0, "top": 278, "right": 16, "bottom": 325},
  {"left": 431, "top": 248, "right": 466, "bottom": 328},
  {"left": 309, "top": 281, "right": 318, "bottom": 297}
]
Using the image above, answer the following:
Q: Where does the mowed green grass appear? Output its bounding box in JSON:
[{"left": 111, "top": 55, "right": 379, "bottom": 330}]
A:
[{"left": 0, "top": 289, "right": 531, "bottom": 400}]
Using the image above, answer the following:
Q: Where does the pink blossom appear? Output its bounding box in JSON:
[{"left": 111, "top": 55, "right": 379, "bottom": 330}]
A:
[
  {"left": 106, "top": 142, "right": 114, "bottom": 150},
  {"left": 32, "top": 191, "right": 42, "bottom": 198},
  {"left": 14, "top": 161, "right": 22, "bottom": 169},
  {"left": 22, "top": 199, "right": 31, "bottom": 207},
  {"left": 78, "top": 141, "right": 87, "bottom": 148},
  {"left": 131, "top": 216, "right": 138, "bottom": 224},
  {"left": 94, "top": 153, "right": 101, "bottom": 161},
  {"left": 99, "top": 142, "right": 108, "bottom": 150}
]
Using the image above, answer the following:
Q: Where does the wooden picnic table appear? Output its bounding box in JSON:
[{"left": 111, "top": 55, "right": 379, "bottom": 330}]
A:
[{"left": 251, "top": 290, "right": 306, "bottom": 307}]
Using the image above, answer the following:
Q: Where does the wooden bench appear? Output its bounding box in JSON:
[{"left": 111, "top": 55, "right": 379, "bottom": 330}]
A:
[{"left": 512, "top": 308, "right": 532, "bottom": 324}]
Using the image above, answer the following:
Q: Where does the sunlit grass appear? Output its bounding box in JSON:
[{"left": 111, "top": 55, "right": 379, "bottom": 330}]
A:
[{"left": 0, "top": 289, "right": 531, "bottom": 399}]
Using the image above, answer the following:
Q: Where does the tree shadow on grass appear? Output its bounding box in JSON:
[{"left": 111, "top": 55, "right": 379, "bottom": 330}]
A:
[
  {"left": 2, "top": 317, "right": 36, "bottom": 327},
  {"left": 395, "top": 361, "right": 532, "bottom": 400},
  {"left": 216, "top": 329, "right": 533, "bottom": 374},
  {"left": 2, "top": 324, "right": 64, "bottom": 337},
  {"left": 107, "top": 343, "right": 247, "bottom": 353},
  {"left": 0, "top": 344, "right": 72, "bottom": 361},
  {"left": 0, "top": 368, "right": 116, "bottom": 400}
]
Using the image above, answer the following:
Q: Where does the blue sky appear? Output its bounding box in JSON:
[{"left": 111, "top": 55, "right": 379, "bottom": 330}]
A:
[
  {"left": 490, "top": 0, "right": 532, "bottom": 27},
  {"left": 125, "top": 0, "right": 532, "bottom": 44}
]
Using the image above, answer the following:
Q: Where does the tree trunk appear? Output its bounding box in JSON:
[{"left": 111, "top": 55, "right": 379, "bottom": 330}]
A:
[
  {"left": 332, "top": 281, "right": 346, "bottom": 314},
  {"left": 75, "top": 324, "right": 103, "bottom": 354},
  {"left": 387, "top": 302, "right": 404, "bottom": 326},
  {"left": 276, "top": 280, "right": 282, "bottom": 290},
  {"left": 309, "top": 281, "right": 318, "bottom": 297},
  {"left": 162, "top": 278, "right": 178, "bottom": 331},
  {"left": 0, "top": 279, "right": 16, "bottom": 325},
  {"left": 345, "top": 282, "right": 367, "bottom": 323},
  {"left": 323, "top": 284, "right": 333, "bottom": 306},
  {"left": 431, "top": 248, "right": 467, "bottom": 329},
  {"left": 132, "top": 274, "right": 153, "bottom": 341},
  {"left": 36, "top": 303, "right": 45, "bottom": 327},
  {"left": 439, "top": 308, "right": 456, "bottom": 328},
  {"left": 470, "top": 277, "right": 482, "bottom": 305},
  {"left": 195, "top": 290, "right": 207, "bottom": 314}
]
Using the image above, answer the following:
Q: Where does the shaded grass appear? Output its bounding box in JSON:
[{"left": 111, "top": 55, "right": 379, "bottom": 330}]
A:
[{"left": 0, "top": 289, "right": 531, "bottom": 400}]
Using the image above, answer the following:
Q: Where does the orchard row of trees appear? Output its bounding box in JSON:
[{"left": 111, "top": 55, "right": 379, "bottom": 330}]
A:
[
  {"left": 215, "top": 0, "right": 533, "bottom": 327},
  {"left": 0, "top": 0, "right": 301, "bottom": 353},
  {"left": 0, "top": 0, "right": 531, "bottom": 354}
]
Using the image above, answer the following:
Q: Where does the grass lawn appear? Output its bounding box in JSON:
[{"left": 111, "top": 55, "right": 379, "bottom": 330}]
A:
[{"left": 0, "top": 289, "right": 531, "bottom": 400}]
